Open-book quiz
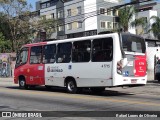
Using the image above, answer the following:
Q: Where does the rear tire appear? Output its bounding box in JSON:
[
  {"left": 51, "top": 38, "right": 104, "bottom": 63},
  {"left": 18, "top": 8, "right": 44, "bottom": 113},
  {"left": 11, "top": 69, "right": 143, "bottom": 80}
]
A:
[
  {"left": 19, "top": 77, "right": 28, "bottom": 89},
  {"left": 66, "top": 80, "right": 77, "bottom": 94}
]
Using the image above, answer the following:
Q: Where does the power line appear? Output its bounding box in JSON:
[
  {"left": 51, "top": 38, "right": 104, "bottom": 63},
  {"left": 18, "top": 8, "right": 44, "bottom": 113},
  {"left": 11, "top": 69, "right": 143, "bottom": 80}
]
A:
[
  {"left": 35, "top": 0, "right": 155, "bottom": 31},
  {"left": 30, "top": 1, "right": 121, "bottom": 28},
  {"left": 1, "top": 0, "right": 156, "bottom": 33}
]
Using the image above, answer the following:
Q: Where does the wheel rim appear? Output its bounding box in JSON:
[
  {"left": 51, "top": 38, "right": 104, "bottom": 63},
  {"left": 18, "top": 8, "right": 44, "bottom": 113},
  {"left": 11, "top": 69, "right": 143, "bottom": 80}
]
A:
[
  {"left": 68, "top": 81, "right": 75, "bottom": 92},
  {"left": 20, "top": 80, "right": 25, "bottom": 87}
]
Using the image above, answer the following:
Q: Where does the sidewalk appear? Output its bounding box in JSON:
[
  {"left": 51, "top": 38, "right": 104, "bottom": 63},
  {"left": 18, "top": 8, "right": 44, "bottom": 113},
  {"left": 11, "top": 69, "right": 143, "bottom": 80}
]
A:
[{"left": 0, "top": 77, "right": 15, "bottom": 86}]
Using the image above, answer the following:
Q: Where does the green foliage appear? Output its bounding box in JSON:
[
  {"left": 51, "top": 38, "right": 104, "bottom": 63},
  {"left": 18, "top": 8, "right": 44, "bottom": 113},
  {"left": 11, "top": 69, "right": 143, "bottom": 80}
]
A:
[
  {"left": 0, "top": 32, "right": 11, "bottom": 53},
  {"left": 149, "top": 16, "right": 160, "bottom": 40},
  {"left": 32, "top": 16, "right": 58, "bottom": 39},
  {"left": 0, "top": 0, "right": 32, "bottom": 52},
  {"left": 119, "top": 5, "right": 135, "bottom": 32}
]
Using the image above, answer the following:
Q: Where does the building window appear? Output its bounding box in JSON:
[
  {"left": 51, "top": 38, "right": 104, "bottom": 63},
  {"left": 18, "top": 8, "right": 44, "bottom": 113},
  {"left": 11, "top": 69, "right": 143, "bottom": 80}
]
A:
[
  {"left": 100, "top": 8, "right": 105, "bottom": 14},
  {"left": 41, "top": 3, "right": 46, "bottom": 9},
  {"left": 107, "top": 22, "right": 112, "bottom": 29},
  {"left": 50, "top": 0, "right": 58, "bottom": 6},
  {"left": 113, "top": 22, "right": 118, "bottom": 29},
  {"left": 46, "top": 2, "right": 50, "bottom": 7},
  {"left": 67, "top": 23, "right": 72, "bottom": 30},
  {"left": 106, "top": 9, "right": 112, "bottom": 16},
  {"left": 100, "top": 21, "right": 106, "bottom": 28},
  {"left": 77, "top": 21, "right": 82, "bottom": 28},
  {"left": 58, "top": 26, "right": 64, "bottom": 31},
  {"left": 58, "top": 10, "right": 63, "bottom": 18},
  {"left": 67, "top": 9, "right": 71, "bottom": 16},
  {"left": 113, "top": 10, "right": 118, "bottom": 16},
  {"left": 77, "top": 6, "right": 81, "bottom": 14}
]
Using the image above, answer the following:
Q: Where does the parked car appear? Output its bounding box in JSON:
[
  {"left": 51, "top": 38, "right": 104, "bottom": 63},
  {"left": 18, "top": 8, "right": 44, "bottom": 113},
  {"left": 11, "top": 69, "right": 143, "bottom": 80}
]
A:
[{"left": 155, "top": 60, "right": 160, "bottom": 81}]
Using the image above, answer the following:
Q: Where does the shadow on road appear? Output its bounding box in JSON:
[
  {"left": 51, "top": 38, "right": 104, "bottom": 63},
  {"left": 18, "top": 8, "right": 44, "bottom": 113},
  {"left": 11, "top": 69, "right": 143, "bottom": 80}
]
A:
[
  {"left": 6, "top": 86, "right": 134, "bottom": 97},
  {"left": 147, "top": 80, "right": 160, "bottom": 86}
]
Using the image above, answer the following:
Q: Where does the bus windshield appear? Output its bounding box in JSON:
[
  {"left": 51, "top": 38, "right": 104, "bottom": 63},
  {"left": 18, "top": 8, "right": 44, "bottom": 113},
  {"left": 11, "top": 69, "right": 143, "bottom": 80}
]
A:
[{"left": 121, "top": 34, "right": 146, "bottom": 53}]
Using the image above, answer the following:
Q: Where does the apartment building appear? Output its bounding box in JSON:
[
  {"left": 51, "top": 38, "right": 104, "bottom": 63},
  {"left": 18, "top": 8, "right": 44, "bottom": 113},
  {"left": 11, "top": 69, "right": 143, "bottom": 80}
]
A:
[
  {"left": 131, "top": 0, "right": 158, "bottom": 40},
  {"left": 36, "top": 0, "right": 123, "bottom": 40}
]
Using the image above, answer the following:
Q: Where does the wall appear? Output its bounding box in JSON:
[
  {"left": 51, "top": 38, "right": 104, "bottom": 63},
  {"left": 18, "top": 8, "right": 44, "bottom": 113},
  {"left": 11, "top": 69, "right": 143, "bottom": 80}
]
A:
[
  {"left": 147, "top": 47, "right": 160, "bottom": 80},
  {"left": 0, "top": 53, "right": 16, "bottom": 78},
  {"left": 64, "top": 0, "right": 85, "bottom": 34},
  {"left": 84, "top": 0, "right": 97, "bottom": 31}
]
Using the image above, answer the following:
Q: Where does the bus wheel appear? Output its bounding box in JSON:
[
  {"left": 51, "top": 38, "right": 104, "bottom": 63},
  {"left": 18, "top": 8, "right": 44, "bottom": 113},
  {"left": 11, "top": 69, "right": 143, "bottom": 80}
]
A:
[
  {"left": 19, "top": 78, "right": 28, "bottom": 89},
  {"left": 90, "top": 87, "right": 105, "bottom": 93},
  {"left": 66, "top": 80, "right": 77, "bottom": 94}
]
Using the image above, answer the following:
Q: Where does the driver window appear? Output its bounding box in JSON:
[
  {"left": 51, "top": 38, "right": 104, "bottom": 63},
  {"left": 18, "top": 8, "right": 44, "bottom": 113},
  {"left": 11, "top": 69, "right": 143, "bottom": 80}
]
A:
[{"left": 16, "top": 47, "right": 28, "bottom": 64}]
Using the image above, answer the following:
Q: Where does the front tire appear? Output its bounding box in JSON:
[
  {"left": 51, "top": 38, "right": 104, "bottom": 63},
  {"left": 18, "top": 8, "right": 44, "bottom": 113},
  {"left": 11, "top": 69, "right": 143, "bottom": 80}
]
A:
[
  {"left": 66, "top": 80, "right": 77, "bottom": 94},
  {"left": 19, "top": 77, "right": 28, "bottom": 89}
]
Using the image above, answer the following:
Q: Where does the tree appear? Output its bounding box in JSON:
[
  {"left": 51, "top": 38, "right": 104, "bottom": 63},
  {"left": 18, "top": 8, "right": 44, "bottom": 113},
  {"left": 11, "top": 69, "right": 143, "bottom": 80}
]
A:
[
  {"left": 148, "top": 16, "right": 160, "bottom": 40},
  {"left": 0, "top": 0, "right": 32, "bottom": 52},
  {"left": 0, "top": 12, "right": 11, "bottom": 40},
  {"left": 31, "top": 16, "right": 58, "bottom": 41},
  {"left": 131, "top": 17, "right": 148, "bottom": 35},
  {"left": 0, "top": 32, "right": 11, "bottom": 53},
  {"left": 118, "top": 5, "right": 135, "bottom": 32}
]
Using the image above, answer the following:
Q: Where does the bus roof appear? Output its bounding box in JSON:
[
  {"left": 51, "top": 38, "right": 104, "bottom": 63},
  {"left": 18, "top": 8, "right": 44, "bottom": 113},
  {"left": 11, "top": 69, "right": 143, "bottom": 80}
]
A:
[
  {"left": 23, "top": 32, "right": 142, "bottom": 47},
  {"left": 23, "top": 33, "right": 119, "bottom": 47}
]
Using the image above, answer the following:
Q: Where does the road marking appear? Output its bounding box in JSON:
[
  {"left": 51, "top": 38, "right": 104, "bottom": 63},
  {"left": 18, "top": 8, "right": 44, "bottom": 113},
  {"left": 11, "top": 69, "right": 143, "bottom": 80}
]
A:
[{"left": 0, "top": 87, "right": 160, "bottom": 107}]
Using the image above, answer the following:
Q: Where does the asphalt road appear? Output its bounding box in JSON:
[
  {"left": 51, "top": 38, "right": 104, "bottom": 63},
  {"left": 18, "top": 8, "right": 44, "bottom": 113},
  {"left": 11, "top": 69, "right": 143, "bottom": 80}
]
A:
[{"left": 0, "top": 78, "right": 160, "bottom": 120}]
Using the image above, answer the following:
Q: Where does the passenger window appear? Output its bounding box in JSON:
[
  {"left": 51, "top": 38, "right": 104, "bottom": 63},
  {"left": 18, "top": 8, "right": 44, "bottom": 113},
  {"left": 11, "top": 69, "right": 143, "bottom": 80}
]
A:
[
  {"left": 43, "top": 44, "right": 56, "bottom": 64},
  {"left": 92, "top": 37, "right": 113, "bottom": 62},
  {"left": 72, "top": 40, "right": 91, "bottom": 62},
  {"left": 30, "top": 46, "right": 42, "bottom": 64},
  {"left": 56, "top": 42, "right": 72, "bottom": 63}
]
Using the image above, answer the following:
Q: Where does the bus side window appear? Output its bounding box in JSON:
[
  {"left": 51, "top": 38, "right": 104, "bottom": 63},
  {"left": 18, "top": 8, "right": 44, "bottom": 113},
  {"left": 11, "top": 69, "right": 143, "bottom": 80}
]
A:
[
  {"left": 92, "top": 37, "right": 113, "bottom": 62},
  {"left": 72, "top": 40, "right": 91, "bottom": 62},
  {"left": 30, "top": 46, "right": 42, "bottom": 64},
  {"left": 43, "top": 44, "right": 56, "bottom": 64},
  {"left": 56, "top": 42, "right": 72, "bottom": 63}
]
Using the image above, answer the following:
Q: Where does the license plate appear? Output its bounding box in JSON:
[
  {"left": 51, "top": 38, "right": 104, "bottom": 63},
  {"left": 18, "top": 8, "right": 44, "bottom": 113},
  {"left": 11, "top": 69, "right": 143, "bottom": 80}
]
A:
[{"left": 131, "top": 79, "right": 137, "bottom": 83}]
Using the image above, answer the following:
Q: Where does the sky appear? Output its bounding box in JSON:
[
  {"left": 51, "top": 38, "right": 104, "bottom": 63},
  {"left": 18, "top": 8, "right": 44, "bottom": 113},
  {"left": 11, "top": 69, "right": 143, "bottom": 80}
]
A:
[{"left": 27, "top": 0, "right": 37, "bottom": 11}]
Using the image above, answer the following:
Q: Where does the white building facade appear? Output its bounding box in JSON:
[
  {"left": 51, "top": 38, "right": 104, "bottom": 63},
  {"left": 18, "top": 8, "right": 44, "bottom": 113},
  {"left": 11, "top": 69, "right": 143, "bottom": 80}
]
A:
[{"left": 36, "top": 0, "right": 124, "bottom": 39}]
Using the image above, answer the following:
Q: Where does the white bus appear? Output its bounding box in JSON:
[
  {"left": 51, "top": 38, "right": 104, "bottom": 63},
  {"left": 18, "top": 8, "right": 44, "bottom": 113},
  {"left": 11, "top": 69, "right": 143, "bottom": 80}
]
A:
[{"left": 14, "top": 32, "right": 147, "bottom": 93}]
